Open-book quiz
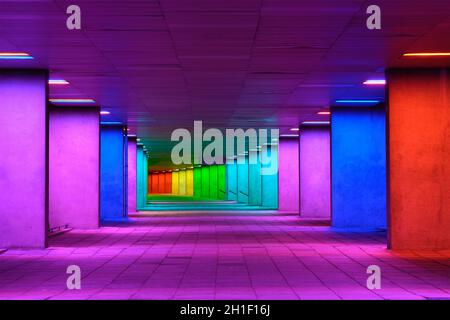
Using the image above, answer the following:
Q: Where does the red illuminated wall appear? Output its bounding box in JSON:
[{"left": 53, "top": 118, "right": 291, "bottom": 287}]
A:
[
  {"left": 148, "top": 173, "right": 173, "bottom": 194},
  {"left": 387, "top": 68, "right": 450, "bottom": 250},
  {"left": 164, "top": 173, "right": 172, "bottom": 193},
  {"left": 151, "top": 174, "right": 159, "bottom": 194}
]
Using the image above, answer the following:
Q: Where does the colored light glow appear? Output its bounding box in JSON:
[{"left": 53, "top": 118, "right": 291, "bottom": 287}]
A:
[
  {"left": 302, "top": 121, "right": 330, "bottom": 125},
  {"left": 335, "top": 99, "right": 380, "bottom": 104},
  {"left": 317, "top": 111, "right": 331, "bottom": 115},
  {"left": 0, "top": 52, "right": 33, "bottom": 60},
  {"left": 50, "top": 98, "right": 96, "bottom": 104},
  {"left": 403, "top": 52, "right": 450, "bottom": 57},
  {"left": 100, "top": 111, "right": 110, "bottom": 115},
  {"left": 363, "top": 79, "right": 386, "bottom": 85},
  {"left": 48, "top": 79, "right": 69, "bottom": 85},
  {"left": 290, "top": 128, "right": 300, "bottom": 131}
]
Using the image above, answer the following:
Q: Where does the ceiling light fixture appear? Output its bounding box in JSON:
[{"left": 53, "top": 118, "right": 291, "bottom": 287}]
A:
[
  {"left": 0, "top": 52, "right": 33, "bottom": 60},
  {"left": 403, "top": 52, "right": 450, "bottom": 57},
  {"left": 50, "top": 98, "right": 96, "bottom": 104},
  {"left": 48, "top": 79, "right": 69, "bottom": 85},
  {"left": 363, "top": 79, "right": 386, "bottom": 85},
  {"left": 335, "top": 99, "right": 380, "bottom": 104},
  {"left": 290, "top": 128, "right": 300, "bottom": 131},
  {"left": 302, "top": 121, "right": 330, "bottom": 125},
  {"left": 100, "top": 111, "right": 110, "bottom": 115},
  {"left": 317, "top": 111, "right": 331, "bottom": 115}
]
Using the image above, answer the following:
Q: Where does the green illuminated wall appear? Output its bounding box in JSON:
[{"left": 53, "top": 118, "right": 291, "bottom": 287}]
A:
[
  {"left": 194, "top": 167, "right": 202, "bottom": 197},
  {"left": 218, "top": 165, "right": 227, "bottom": 200},
  {"left": 201, "top": 166, "right": 210, "bottom": 198},
  {"left": 210, "top": 165, "right": 218, "bottom": 199}
]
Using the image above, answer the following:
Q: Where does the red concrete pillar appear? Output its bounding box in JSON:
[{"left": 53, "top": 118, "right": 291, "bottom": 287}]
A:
[{"left": 387, "top": 68, "right": 450, "bottom": 250}]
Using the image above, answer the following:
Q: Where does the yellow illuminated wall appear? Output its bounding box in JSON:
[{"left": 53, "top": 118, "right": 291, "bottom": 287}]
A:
[
  {"left": 172, "top": 171, "right": 179, "bottom": 194},
  {"left": 186, "top": 169, "right": 194, "bottom": 196}
]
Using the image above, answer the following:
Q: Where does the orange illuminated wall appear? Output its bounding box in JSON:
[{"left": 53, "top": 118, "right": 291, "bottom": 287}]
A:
[
  {"left": 387, "top": 68, "right": 450, "bottom": 250},
  {"left": 151, "top": 174, "right": 159, "bottom": 194}
]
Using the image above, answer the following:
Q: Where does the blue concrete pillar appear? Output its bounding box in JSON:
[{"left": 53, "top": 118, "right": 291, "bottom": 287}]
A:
[
  {"left": 237, "top": 155, "right": 249, "bottom": 204},
  {"left": 226, "top": 160, "right": 238, "bottom": 201},
  {"left": 331, "top": 106, "right": 387, "bottom": 230},
  {"left": 100, "top": 124, "right": 127, "bottom": 221}
]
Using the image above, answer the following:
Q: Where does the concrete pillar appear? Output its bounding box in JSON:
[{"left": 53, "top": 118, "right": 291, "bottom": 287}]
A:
[
  {"left": 387, "top": 68, "right": 450, "bottom": 250},
  {"left": 278, "top": 138, "right": 300, "bottom": 213},
  {"left": 261, "top": 144, "right": 278, "bottom": 209},
  {"left": 49, "top": 107, "right": 100, "bottom": 229},
  {"left": 127, "top": 137, "right": 137, "bottom": 213},
  {"left": 179, "top": 170, "right": 187, "bottom": 195},
  {"left": 249, "top": 151, "right": 262, "bottom": 206},
  {"left": 237, "top": 155, "right": 249, "bottom": 204},
  {"left": 299, "top": 127, "right": 331, "bottom": 218},
  {"left": 210, "top": 165, "right": 219, "bottom": 199},
  {"left": 331, "top": 106, "right": 387, "bottom": 230},
  {"left": 0, "top": 70, "right": 48, "bottom": 248},
  {"left": 226, "top": 161, "right": 238, "bottom": 201},
  {"left": 100, "top": 124, "right": 127, "bottom": 221}
]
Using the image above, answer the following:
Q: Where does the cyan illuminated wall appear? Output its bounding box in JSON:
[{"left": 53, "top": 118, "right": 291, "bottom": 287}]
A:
[
  {"left": 331, "top": 106, "right": 386, "bottom": 230},
  {"left": 237, "top": 156, "right": 249, "bottom": 204},
  {"left": 101, "top": 125, "right": 127, "bottom": 221},
  {"left": 261, "top": 146, "right": 278, "bottom": 209},
  {"left": 248, "top": 152, "right": 262, "bottom": 206},
  {"left": 227, "top": 161, "right": 238, "bottom": 201},
  {"left": 137, "top": 146, "right": 145, "bottom": 209}
]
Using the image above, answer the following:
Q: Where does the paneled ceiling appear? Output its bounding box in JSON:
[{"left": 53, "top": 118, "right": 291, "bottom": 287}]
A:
[{"left": 0, "top": 0, "right": 449, "bottom": 168}]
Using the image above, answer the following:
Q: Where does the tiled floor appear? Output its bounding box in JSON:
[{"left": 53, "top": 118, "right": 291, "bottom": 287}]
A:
[{"left": 0, "top": 213, "right": 449, "bottom": 300}]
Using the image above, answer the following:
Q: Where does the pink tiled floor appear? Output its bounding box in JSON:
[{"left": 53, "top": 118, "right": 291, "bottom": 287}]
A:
[{"left": 0, "top": 214, "right": 449, "bottom": 300}]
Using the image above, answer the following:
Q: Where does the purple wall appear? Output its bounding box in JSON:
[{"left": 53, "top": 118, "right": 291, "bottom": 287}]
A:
[
  {"left": 0, "top": 70, "right": 48, "bottom": 248},
  {"left": 127, "top": 138, "right": 137, "bottom": 213},
  {"left": 49, "top": 108, "right": 100, "bottom": 229},
  {"left": 300, "top": 127, "right": 331, "bottom": 218},
  {"left": 278, "top": 138, "right": 300, "bottom": 213}
]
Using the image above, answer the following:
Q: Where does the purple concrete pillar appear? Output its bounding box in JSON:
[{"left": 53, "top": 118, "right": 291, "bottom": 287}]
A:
[
  {"left": 299, "top": 126, "right": 331, "bottom": 218},
  {"left": 128, "top": 137, "right": 137, "bottom": 213},
  {"left": 0, "top": 70, "right": 48, "bottom": 248},
  {"left": 49, "top": 107, "right": 100, "bottom": 230},
  {"left": 278, "top": 138, "right": 300, "bottom": 213}
]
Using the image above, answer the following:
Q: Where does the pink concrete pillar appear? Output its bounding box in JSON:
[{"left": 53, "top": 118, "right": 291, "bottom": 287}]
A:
[
  {"left": 49, "top": 107, "right": 100, "bottom": 230},
  {"left": 278, "top": 138, "right": 300, "bottom": 213},
  {"left": 0, "top": 70, "right": 48, "bottom": 248},
  {"left": 128, "top": 137, "right": 137, "bottom": 213},
  {"left": 299, "top": 126, "right": 331, "bottom": 218}
]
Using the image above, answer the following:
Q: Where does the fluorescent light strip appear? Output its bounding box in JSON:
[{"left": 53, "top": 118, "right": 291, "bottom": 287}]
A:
[
  {"left": 100, "top": 111, "right": 110, "bottom": 115},
  {"left": 335, "top": 99, "right": 380, "bottom": 104},
  {"left": 302, "top": 121, "right": 330, "bottom": 125},
  {"left": 363, "top": 79, "right": 386, "bottom": 85},
  {"left": 49, "top": 79, "right": 69, "bottom": 85},
  {"left": 0, "top": 52, "right": 33, "bottom": 60},
  {"left": 280, "top": 134, "right": 299, "bottom": 138},
  {"left": 403, "top": 52, "right": 450, "bottom": 57},
  {"left": 290, "top": 128, "right": 300, "bottom": 131},
  {"left": 317, "top": 111, "right": 331, "bottom": 115},
  {"left": 50, "top": 98, "right": 96, "bottom": 104}
]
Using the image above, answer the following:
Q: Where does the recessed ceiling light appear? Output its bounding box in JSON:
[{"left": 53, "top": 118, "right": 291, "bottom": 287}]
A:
[
  {"left": 48, "top": 79, "right": 69, "bottom": 85},
  {"left": 302, "top": 121, "right": 330, "bottom": 125},
  {"left": 100, "top": 111, "right": 110, "bottom": 115},
  {"left": 290, "top": 128, "right": 300, "bottom": 131},
  {"left": 280, "top": 134, "right": 299, "bottom": 137},
  {"left": 0, "top": 52, "right": 33, "bottom": 60},
  {"left": 50, "top": 98, "right": 96, "bottom": 104},
  {"left": 363, "top": 79, "right": 386, "bottom": 85},
  {"left": 317, "top": 111, "right": 331, "bottom": 115},
  {"left": 403, "top": 52, "right": 450, "bottom": 57}
]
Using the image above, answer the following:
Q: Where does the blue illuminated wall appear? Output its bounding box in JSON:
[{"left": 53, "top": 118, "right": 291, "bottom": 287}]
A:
[
  {"left": 100, "top": 125, "right": 127, "bottom": 221},
  {"left": 331, "top": 106, "right": 386, "bottom": 230}
]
